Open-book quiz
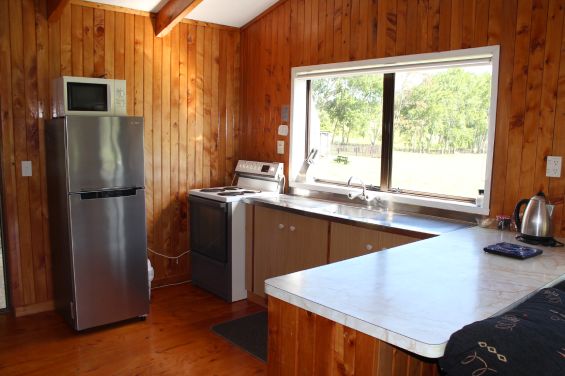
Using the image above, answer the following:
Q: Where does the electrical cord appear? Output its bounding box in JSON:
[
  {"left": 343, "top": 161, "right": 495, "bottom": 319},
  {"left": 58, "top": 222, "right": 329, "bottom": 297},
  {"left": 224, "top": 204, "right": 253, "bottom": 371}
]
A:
[
  {"left": 147, "top": 248, "right": 191, "bottom": 263},
  {"left": 151, "top": 279, "right": 192, "bottom": 290}
]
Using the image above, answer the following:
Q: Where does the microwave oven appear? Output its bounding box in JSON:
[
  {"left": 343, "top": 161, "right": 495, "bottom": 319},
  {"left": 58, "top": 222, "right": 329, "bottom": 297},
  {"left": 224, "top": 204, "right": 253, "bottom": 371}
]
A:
[{"left": 51, "top": 76, "right": 127, "bottom": 118}]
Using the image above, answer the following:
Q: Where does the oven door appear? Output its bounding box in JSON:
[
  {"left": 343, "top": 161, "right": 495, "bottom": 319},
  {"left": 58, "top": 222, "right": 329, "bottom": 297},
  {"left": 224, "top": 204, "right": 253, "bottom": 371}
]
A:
[{"left": 189, "top": 195, "right": 229, "bottom": 263}]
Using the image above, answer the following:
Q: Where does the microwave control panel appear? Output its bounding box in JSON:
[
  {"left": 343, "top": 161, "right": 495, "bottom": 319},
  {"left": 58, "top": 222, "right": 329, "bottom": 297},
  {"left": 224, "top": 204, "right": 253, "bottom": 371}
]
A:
[{"left": 113, "top": 80, "right": 127, "bottom": 116}]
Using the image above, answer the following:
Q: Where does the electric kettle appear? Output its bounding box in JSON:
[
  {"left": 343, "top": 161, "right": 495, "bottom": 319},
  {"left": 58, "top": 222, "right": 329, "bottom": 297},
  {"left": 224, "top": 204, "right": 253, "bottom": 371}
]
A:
[{"left": 513, "top": 191, "right": 556, "bottom": 242}]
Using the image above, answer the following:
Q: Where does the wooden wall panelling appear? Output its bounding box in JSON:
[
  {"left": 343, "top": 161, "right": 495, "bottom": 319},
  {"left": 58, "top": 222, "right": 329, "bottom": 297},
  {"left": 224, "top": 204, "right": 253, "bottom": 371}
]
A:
[
  {"left": 71, "top": 5, "right": 83, "bottom": 76},
  {"left": 0, "top": 0, "right": 21, "bottom": 308},
  {"left": 82, "top": 6, "right": 94, "bottom": 77},
  {"left": 170, "top": 25, "right": 180, "bottom": 272},
  {"left": 161, "top": 31, "right": 172, "bottom": 276},
  {"left": 93, "top": 8, "right": 104, "bottom": 77},
  {"left": 217, "top": 31, "right": 227, "bottom": 186},
  {"left": 503, "top": 0, "right": 533, "bottom": 213},
  {"left": 438, "top": 0, "right": 451, "bottom": 52},
  {"left": 535, "top": 0, "right": 564, "bottom": 193},
  {"left": 224, "top": 31, "right": 233, "bottom": 185},
  {"left": 488, "top": 0, "right": 517, "bottom": 218},
  {"left": 240, "top": 0, "right": 565, "bottom": 236},
  {"left": 0, "top": 0, "right": 241, "bottom": 310},
  {"left": 187, "top": 24, "right": 196, "bottom": 191},
  {"left": 114, "top": 11, "right": 125, "bottom": 79},
  {"left": 178, "top": 23, "right": 188, "bottom": 256},
  {"left": 152, "top": 34, "right": 163, "bottom": 279},
  {"left": 519, "top": 0, "right": 549, "bottom": 199},
  {"left": 210, "top": 28, "right": 220, "bottom": 186},
  {"left": 143, "top": 15, "right": 154, "bottom": 275},
  {"left": 36, "top": 0, "right": 53, "bottom": 299},
  {"left": 11, "top": 0, "right": 36, "bottom": 306},
  {"left": 549, "top": 1, "right": 565, "bottom": 233},
  {"left": 268, "top": 297, "right": 440, "bottom": 375},
  {"left": 104, "top": 9, "right": 114, "bottom": 77},
  {"left": 194, "top": 25, "right": 204, "bottom": 188},
  {"left": 60, "top": 6, "right": 72, "bottom": 75},
  {"left": 25, "top": 0, "right": 48, "bottom": 304}
]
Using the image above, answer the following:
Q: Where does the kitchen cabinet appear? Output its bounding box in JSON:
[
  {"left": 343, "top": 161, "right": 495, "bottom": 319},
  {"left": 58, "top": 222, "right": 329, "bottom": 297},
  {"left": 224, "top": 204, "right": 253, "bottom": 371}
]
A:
[
  {"left": 252, "top": 206, "right": 329, "bottom": 297},
  {"left": 329, "top": 222, "right": 423, "bottom": 263}
]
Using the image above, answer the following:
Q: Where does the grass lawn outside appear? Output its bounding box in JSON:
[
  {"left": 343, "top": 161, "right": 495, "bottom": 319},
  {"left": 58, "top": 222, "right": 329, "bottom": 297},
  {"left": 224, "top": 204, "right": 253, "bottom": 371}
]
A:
[{"left": 313, "top": 151, "right": 487, "bottom": 199}]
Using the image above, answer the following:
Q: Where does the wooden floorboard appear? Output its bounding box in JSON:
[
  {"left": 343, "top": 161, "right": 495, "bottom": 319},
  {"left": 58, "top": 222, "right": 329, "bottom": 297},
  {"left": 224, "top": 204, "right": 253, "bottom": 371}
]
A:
[{"left": 0, "top": 284, "right": 266, "bottom": 375}]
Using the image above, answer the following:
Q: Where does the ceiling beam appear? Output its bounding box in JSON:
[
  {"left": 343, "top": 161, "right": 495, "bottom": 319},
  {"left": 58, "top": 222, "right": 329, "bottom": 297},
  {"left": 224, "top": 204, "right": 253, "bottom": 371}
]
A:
[
  {"left": 154, "top": 0, "right": 205, "bottom": 37},
  {"left": 47, "top": 0, "right": 71, "bottom": 22}
]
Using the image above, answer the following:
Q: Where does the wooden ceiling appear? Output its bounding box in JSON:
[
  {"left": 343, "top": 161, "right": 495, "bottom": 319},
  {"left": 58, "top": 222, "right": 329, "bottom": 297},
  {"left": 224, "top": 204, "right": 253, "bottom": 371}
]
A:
[{"left": 47, "top": 0, "right": 206, "bottom": 37}]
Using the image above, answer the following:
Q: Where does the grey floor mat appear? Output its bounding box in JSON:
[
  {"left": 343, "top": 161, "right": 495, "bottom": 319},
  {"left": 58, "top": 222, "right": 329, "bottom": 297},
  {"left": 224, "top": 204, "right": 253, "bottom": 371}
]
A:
[{"left": 211, "top": 311, "right": 267, "bottom": 362}]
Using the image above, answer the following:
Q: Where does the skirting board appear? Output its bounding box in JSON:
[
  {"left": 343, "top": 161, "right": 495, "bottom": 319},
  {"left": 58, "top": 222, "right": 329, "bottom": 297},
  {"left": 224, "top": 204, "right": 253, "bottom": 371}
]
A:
[{"left": 14, "top": 300, "right": 55, "bottom": 317}]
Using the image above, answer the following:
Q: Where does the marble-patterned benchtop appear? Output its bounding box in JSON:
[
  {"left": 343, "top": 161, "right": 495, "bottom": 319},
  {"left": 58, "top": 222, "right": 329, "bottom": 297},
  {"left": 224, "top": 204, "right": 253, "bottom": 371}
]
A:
[{"left": 265, "top": 226, "right": 565, "bottom": 358}]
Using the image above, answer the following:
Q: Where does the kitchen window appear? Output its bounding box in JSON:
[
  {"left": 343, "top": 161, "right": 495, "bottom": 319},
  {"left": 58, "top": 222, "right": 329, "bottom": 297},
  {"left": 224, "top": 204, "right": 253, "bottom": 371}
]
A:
[{"left": 290, "top": 46, "right": 499, "bottom": 215}]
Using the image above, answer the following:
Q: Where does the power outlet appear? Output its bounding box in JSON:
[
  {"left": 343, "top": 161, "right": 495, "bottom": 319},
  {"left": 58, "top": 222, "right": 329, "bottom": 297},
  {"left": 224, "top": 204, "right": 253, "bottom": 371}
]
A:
[
  {"left": 277, "top": 140, "right": 285, "bottom": 155},
  {"left": 546, "top": 156, "right": 562, "bottom": 178},
  {"left": 21, "top": 161, "right": 32, "bottom": 177}
]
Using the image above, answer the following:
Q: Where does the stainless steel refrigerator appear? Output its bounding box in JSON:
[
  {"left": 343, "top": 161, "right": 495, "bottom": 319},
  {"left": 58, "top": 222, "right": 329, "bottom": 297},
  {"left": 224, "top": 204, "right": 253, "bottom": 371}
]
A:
[{"left": 46, "top": 116, "right": 149, "bottom": 331}]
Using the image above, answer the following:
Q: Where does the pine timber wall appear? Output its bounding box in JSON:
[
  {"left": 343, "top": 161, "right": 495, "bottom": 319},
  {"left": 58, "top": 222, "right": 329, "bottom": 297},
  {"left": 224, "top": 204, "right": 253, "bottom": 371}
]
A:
[
  {"left": 0, "top": 0, "right": 240, "bottom": 312},
  {"left": 240, "top": 0, "right": 565, "bottom": 234}
]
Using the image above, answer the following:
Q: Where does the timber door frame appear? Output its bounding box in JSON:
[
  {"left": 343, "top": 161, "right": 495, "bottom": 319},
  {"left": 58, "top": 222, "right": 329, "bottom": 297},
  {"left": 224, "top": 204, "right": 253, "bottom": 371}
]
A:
[{"left": 0, "top": 101, "right": 10, "bottom": 313}]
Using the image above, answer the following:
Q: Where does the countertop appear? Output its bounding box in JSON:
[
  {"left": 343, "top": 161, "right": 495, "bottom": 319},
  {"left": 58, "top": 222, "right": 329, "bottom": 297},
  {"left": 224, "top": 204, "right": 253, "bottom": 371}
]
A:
[
  {"left": 246, "top": 195, "right": 471, "bottom": 237},
  {"left": 264, "top": 226, "right": 565, "bottom": 358}
]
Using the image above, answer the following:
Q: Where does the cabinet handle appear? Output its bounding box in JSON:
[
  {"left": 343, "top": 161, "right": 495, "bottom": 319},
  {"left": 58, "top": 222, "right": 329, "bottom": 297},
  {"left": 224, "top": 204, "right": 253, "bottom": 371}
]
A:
[
  {"left": 278, "top": 224, "right": 285, "bottom": 230},
  {"left": 289, "top": 225, "right": 296, "bottom": 232},
  {"left": 365, "top": 244, "right": 373, "bottom": 251}
]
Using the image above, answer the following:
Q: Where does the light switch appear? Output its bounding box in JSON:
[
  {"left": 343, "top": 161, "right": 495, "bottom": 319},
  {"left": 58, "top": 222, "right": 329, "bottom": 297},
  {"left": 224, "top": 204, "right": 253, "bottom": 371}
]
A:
[
  {"left": 546, "top": 156, "right": 562, "bottom": 178},
  {"left": 277, "top": 140, "right": 285, "bottom": 155},
  {"left": 278, "top": 124, "right": 289, "bottom": 136},
  {"left": 22, "top": 161, "right": 32, "bottom": 177}
]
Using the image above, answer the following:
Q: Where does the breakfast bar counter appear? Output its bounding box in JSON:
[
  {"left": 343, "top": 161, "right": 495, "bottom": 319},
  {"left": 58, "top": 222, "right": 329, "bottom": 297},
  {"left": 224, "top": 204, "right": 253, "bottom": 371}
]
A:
[{"left": 265, "top": 226, "right": 565, "bottom": 368}]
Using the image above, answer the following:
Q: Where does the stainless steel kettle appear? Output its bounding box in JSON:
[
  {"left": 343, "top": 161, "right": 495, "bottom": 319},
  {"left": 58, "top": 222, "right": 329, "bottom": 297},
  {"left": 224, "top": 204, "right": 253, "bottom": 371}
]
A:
[{"left": 513, "top": 191, "right": 555, "bottom": 240}]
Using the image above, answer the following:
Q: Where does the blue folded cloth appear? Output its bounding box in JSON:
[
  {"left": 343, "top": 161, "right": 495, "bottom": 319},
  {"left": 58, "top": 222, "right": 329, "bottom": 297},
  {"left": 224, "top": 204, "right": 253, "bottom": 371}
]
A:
[{"left": 484, "top": 242, "right": 543, "bottom": 259}]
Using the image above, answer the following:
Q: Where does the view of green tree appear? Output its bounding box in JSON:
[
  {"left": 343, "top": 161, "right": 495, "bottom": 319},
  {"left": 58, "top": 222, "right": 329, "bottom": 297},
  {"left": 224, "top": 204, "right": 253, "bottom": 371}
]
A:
[
  {"left": 311, "top": 68, "right": 491, "bottom": 154},
  {"left": 311, "top": 75, "right": 383, "bottom": 145}
]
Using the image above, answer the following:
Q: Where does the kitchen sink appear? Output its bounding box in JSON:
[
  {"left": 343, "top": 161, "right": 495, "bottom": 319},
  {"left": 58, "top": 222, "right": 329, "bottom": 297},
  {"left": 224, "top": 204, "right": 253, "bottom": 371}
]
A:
[
  {"left": 321, "top": 204, "right": 388, "bottom": 220},
  {"left": 275, "top": 195, "right": 337, "bottom": 210}
]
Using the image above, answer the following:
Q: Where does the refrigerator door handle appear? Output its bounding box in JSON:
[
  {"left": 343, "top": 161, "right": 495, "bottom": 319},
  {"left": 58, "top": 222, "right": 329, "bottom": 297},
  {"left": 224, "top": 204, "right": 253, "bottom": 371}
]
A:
[{"left": 78, "top": 188, "right": 141, "bottom": 200}]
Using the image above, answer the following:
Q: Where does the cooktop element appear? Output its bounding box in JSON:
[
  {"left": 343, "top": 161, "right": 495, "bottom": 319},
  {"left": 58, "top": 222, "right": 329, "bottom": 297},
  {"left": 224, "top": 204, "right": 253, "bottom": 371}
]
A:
[{"left": 188, "top": 161, "right": 284, "bottom": 203}]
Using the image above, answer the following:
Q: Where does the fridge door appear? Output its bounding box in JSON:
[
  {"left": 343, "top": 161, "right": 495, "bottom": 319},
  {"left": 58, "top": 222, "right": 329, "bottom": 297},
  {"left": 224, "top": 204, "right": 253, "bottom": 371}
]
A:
[
  {"left": 65, "top": 116, "right": 144, "bottom": 192},
  {"left": 68, "top": 188, "right": 148, "bottom": 330}
]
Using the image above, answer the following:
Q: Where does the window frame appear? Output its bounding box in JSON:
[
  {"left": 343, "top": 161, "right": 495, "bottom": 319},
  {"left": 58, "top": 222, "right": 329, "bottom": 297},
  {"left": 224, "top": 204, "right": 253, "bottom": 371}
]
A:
[{"left": 289, "top": 46, "right": 500, "bottom": 216}]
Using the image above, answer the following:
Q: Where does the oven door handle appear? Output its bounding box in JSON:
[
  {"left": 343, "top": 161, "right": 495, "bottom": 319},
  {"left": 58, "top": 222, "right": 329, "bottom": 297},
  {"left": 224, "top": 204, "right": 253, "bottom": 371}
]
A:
[{"left": 188, "top": 194, "right": 228, "bottom": 209}]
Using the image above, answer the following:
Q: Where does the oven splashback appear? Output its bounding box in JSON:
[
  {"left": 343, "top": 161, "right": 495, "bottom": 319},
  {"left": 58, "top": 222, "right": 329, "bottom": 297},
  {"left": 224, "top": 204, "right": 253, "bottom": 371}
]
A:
[{"left": 236, "top": 176, "right": 281, "bottom": 192}]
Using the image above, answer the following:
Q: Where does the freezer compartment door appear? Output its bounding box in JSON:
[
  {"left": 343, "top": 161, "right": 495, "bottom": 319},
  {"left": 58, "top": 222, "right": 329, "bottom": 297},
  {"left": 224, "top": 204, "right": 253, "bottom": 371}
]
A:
[
  {"left": 69, "top": 188, "right": 148, "bottom": 330},
  {"left": 66, "top": 116, "right": 144, "bottom": 192}
]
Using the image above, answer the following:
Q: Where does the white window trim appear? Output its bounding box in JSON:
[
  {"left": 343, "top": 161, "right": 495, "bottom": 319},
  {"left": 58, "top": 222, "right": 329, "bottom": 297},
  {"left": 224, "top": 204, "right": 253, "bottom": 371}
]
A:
[{"left": 289, "top": 46, "right": 500, "bottom": 216}]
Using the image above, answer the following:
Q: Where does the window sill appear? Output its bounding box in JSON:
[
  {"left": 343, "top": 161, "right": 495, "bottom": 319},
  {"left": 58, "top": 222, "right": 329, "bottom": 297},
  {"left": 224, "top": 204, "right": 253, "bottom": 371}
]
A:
[{"left": 289, "top": 181, "right": 490, "bottom": 216}]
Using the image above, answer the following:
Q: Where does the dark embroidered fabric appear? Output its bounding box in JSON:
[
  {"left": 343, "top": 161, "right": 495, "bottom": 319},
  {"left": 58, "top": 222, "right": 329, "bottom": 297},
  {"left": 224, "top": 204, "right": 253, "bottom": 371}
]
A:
[
  {"left": 439, "top": 287, "right": 565, "bottom": 376},
  {"left": 554, "top": 280, "right": 565, "bottom": 292}
]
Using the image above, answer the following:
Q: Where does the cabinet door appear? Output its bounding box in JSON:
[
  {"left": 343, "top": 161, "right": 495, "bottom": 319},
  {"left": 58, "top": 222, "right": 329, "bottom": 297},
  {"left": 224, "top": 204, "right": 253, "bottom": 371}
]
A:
[
  {"left": 379, "top": 231, "right": 422, "bottom": 249},
  {"left": 253, "top": 206, "right": 287, "bottom": 297},
  {"left": 284, "top": 212, "right": 329, "bottom": 275},
  {"left": 329, "top": 223, "right": 383, "bottom": 263},
  {"left": 329, "top": 222, "right": 421, "bottom": 263}
]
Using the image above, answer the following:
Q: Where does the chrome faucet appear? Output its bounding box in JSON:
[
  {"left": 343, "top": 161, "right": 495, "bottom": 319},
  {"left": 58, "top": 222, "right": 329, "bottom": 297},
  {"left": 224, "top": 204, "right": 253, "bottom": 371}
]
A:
[{"left": 347, "top": 176, "right": 369, "bottom": 201}]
